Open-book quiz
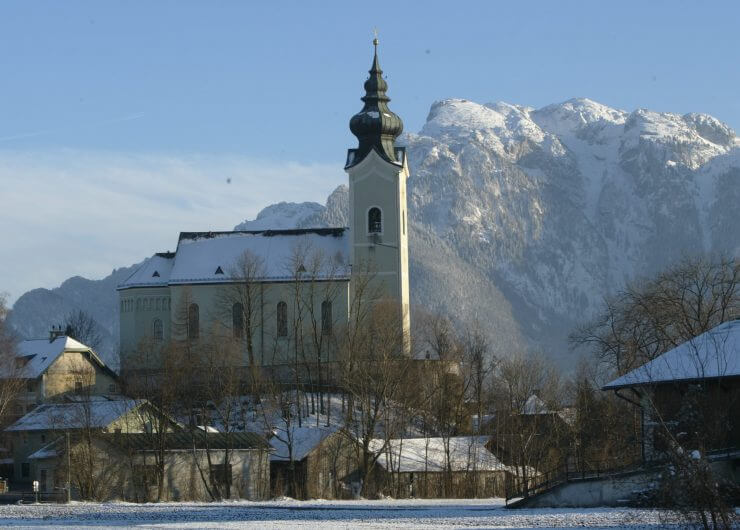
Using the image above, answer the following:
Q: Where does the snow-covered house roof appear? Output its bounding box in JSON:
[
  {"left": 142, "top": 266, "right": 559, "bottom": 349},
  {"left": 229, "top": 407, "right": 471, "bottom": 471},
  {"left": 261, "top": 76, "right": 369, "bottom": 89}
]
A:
[
  {"left": 603, "top": 320, "right": 740, "bottom": 390},
  {"left": 522, "top": 395, "right": 548, "bottom": 415},
  {"left": 8, "top": 336, "right": 114, "bottom": 380},
  {"left": 5, "top": 398, "right": 143, "bottom": 432},
  {"left": 118, "top": 228, "right": 350, "bottom": 290},
  {"left": 369, "top": 436, "right": 509, "bottom": 473},
  {"left": 117, "top": 252, "right": 175, "bottom": 289},
  {"left": 269, "top": 425, "right": 341, "bottom": 462}
]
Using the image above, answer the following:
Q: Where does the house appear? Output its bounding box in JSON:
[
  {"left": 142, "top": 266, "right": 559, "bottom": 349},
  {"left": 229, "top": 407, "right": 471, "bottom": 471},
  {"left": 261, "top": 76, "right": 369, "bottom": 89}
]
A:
[
  {"left": 26, "top": 430, "right": 270, "bottom": 501},
  {"left": 118, "top": 39, "right": 412, "bottom": 379},
  {"left": 269, "top": 426, "right": 356, "bottom": 499},
  {"left": 603, "top": 319, "right": 740, "bottom": 461},
  {"left": 367, "top": 436, "right": 513, "bottom": 498},
  {"left": 3, "top": 331, "right": 118, "bottom": 418},
  {"left": 483, "top": 395, "right": 573, "bottom": 475},
  {"left": 4, "top": 396, "right": 163, "bottom": 489}
]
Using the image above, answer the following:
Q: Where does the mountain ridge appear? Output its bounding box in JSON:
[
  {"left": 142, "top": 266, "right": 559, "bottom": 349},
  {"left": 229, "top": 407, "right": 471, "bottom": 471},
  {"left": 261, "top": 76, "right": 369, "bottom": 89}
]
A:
[{"left": 9, "top": 97, "right": 740, "bottom": 368}]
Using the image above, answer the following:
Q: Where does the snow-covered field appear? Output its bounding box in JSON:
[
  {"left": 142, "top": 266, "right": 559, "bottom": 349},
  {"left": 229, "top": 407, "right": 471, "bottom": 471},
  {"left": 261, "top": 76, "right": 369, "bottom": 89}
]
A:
[{"left": 0, "top": 498, "right": 682, "bottom": 528}]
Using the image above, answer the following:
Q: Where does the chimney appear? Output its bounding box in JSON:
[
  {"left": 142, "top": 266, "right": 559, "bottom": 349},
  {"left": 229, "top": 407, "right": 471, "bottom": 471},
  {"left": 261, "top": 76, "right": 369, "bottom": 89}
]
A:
[{"left": 49, "top": 325, "right": 65, "bottom": 342}]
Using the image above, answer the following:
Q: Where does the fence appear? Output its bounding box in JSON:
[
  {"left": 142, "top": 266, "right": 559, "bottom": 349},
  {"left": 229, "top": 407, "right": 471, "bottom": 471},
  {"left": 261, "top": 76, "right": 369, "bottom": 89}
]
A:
[{"left": 504, "top": 453, "right": 643, "bottom": 504}]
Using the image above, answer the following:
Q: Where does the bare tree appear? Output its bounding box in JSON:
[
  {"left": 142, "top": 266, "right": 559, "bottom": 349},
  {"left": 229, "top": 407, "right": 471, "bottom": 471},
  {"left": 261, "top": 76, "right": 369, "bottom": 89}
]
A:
[
  {"left": 0, "top": 294, "right": 24, "bottom": 427},
  {"left": 220, "top": 250, "right": 269, "bottom": 401},
  {"left": 286, "top": 242, "right": 343, "bottom": 426},
  {"left": 572, "top": 255, "right": 739, "bottom": 375},
  {"left": 191, "top": 336, "right": 244, "bottom": 500},
  {"left": 64, "top": 309, "right": 103, "bottom": 351},
  {"left": 491, "top": 352, "right": 566, "bottom": 495},
  {"left": 338, "top": 291, "right": 414, "bottom": 498}
]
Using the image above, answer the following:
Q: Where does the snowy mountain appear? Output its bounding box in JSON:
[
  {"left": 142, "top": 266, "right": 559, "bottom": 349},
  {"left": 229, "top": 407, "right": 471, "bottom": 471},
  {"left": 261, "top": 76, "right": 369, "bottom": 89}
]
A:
[
  {"left": 9, "top": 98, "right": 740, "bottom": 368},
  {"left": 238, "top": 98, "right": 740, "bottom": 363}
]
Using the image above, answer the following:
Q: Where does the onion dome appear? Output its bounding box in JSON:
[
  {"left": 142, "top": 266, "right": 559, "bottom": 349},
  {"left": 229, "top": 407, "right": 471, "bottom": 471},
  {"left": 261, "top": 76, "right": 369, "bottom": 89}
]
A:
[{"left": 348, "top": 38, "right": 403, "bottom": 166}]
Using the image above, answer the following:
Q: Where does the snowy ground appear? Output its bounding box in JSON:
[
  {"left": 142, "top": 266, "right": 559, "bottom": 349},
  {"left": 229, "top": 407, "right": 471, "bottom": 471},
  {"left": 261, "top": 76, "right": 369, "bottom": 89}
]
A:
[{"left": 0, "top": 498, "right": 684, "bottom": 528}]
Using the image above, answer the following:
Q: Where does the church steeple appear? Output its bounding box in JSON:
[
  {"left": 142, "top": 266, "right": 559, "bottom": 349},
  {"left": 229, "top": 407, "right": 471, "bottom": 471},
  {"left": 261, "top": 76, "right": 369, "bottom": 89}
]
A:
[{"left": 347, "top": 38, "right": 404, "bottom": 167}]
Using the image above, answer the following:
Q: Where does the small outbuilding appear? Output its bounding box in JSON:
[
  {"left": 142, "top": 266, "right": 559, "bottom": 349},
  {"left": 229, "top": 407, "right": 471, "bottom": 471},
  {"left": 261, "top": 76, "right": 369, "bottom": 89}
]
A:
[
  {"left": 603, "top": 319, "right": 740, "bottom": 461},
  {"left": 269, "top": 426, "right": 356, "bottom": 499},
  {"left": 368, "top": 436, "right": 513, "bottom": 498}
]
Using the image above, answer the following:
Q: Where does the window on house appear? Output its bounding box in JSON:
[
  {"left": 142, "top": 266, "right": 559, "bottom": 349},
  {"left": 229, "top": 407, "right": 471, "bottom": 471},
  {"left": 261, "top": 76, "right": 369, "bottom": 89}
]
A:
[
  {"left": 277, "top": 301, "right": 288, "bottom": 337},
  {"left": 152, "top": 318, "right": 163, "bottom": 341},
  {"left": 188, "top": 303, "right": 199, "bottom": 339},
  {"left": 27, "top": 381, "right": 35, "bottom": 393},
  {"left": 368, "top": 207, "right": 382, "bottom": 234},
  {"left": 109, "top": 383, "right": 118, "bottom": 393},
  {"left": 210, "top": 464, "right": 232, "bottom": 488},
  {"left": 232, "top": 302, "right": 244, "bottom": 339},
  {"left": 321, "top": 300, "right": 332, "bottom": 335}
]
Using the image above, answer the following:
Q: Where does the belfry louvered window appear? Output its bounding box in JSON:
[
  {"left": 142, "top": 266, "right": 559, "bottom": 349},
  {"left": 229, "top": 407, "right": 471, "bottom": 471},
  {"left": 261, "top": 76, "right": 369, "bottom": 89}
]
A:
[{"left": 368, "top": 207, "right": 382, "bottom": 234}]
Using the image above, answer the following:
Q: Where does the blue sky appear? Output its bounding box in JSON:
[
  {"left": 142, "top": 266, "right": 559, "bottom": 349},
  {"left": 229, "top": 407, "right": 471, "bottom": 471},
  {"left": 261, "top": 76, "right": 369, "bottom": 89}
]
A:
[{"left": 1, "top": 0, "right": 739, "bottom": 303}]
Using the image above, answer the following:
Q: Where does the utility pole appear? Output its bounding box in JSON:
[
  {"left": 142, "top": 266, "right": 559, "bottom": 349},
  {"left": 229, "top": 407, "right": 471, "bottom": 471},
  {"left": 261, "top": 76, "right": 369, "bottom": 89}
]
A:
[{"left": 66, "top": 432, "right": 71, "bottom": 503}]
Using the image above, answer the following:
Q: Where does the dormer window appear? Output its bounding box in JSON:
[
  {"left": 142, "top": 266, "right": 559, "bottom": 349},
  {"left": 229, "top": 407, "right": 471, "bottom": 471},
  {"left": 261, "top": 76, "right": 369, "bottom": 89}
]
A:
[
  {"left": 368, "top": 207, "right": 382, "bottom": 234},
  {"left": 215, "top": 266, "right": 224, "bottom": 275},
  {"left": 152, "top": 271, "right": 160, "bottom": 278}
]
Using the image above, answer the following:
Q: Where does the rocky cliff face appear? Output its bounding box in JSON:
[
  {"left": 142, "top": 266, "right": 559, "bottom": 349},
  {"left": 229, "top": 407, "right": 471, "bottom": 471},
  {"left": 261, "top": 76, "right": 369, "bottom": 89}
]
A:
[{"left": 10, "top": 98, "right": 740, "bottom": 368}]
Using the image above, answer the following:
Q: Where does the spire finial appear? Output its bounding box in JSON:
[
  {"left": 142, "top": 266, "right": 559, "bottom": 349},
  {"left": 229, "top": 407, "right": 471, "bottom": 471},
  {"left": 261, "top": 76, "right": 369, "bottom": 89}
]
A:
[{"left": 347, "top": 32, "right": 404, "bottom": 167}]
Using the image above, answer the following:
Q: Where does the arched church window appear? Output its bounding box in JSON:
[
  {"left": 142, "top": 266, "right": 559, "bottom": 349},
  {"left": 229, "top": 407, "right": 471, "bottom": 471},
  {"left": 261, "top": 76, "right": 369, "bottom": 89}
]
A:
[
  {"left": 277, "top": 301, "right": 288, "bottom": 337},
  {"left": 321, "top": 300, "right": 332, "bottom": 335},
  {"left": 188, "top": 303, "right": 199, "bottom": 340},
  {"left": 368, "top": 207, "right": 382, "bottom": 234},
  {"left": 136, "top": 299, "right": 141, "bottom": 311},
  {"left": 152, "top": 319, "right": 163, "bottom": 341},
  {"left": 232, "top": 302, "right": 244, "bottom": 339}
]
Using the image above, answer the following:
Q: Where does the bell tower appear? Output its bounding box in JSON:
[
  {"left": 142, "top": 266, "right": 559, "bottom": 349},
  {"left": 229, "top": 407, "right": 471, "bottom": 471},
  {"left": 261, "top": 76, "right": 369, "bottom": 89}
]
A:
[{"left": 346, "top": 37, "right": 410, "bottom": 348}]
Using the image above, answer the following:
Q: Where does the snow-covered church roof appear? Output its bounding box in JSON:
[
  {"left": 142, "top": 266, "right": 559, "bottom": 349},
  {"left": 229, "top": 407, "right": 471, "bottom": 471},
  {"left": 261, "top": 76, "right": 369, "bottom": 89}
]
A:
[
  {"left": 118, "top": 228, "right": 350, "bottom": 290},
  {"left": 603, "top": 320, "right": 740, "bottom": 390}
]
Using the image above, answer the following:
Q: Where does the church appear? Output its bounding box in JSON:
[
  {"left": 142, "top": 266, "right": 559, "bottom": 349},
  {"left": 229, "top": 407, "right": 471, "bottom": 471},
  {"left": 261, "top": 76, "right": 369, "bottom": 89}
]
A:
[{"left": 117, "top": 39, "right": 411, "bottom": 376}]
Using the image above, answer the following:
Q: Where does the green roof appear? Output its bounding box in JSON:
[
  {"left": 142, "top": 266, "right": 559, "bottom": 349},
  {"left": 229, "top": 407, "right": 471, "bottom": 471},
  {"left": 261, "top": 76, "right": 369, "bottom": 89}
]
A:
[{"left": 100, "top": 431, "right": 270, "bottom": 451}]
